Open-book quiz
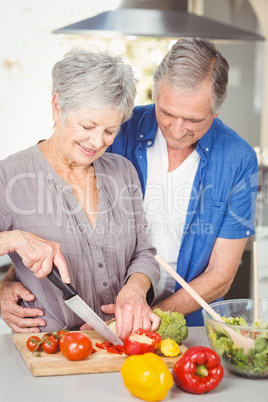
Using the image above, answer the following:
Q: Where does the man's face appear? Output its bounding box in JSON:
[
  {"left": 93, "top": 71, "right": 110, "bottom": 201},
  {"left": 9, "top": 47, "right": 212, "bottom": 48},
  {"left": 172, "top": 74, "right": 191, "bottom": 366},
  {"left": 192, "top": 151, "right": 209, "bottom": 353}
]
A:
[{"left": 155, "top": 81, "right": 218, "bottom": 151}]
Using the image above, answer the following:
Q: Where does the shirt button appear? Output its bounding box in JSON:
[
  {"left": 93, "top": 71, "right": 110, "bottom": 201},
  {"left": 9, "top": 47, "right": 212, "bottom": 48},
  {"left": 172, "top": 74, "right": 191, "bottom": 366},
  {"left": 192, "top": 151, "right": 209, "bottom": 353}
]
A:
[
  {"left": 98, "top": 263, "right": 103, "bottom": 268},
  {"left": 147, "top": 140, "right": 152, "bottom": 146},
  {"left": 103, "top": 282, "right": 108, "bottom": 287},
  {"left": 93, "top": 245, "right": 99, "bottom": 251},
  {"left": 139, "top": 156, "right": 142, "bottom": 159},
  {"left": 206, "top": 147, "right": 209, "bottom": 152},
  {"left": 140, "top": 134, "right": 144, "bottom": 138},
  {"left": 246, "top": 230, "right": 250, "bottom": 236}
]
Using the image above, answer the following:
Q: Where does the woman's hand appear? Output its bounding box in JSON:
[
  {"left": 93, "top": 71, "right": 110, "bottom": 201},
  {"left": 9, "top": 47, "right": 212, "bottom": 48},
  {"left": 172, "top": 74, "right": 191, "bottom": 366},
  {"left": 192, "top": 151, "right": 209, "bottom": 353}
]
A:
[
  {"left": 102, "top": 273, "right": 160, "bottom": 341},
  {"left": 114, "top": 285, "right": 160, "bottom": 341},
  {"left": 12, "top": 230, "right": 70, "bottom": 283}
]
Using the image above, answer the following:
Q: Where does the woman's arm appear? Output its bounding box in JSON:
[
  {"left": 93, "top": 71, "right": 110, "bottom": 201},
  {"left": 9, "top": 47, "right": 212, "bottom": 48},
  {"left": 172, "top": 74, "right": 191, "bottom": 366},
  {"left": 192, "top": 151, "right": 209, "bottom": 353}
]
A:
[{"left": 0, "top": 230, "right": 70, "bottom": 282}]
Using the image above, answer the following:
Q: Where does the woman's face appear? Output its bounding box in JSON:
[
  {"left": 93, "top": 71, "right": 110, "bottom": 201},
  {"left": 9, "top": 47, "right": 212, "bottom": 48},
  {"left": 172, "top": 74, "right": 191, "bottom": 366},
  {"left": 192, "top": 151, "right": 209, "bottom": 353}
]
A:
[{"left": 53, "top": 99, "right": 122, "bottom": 167}]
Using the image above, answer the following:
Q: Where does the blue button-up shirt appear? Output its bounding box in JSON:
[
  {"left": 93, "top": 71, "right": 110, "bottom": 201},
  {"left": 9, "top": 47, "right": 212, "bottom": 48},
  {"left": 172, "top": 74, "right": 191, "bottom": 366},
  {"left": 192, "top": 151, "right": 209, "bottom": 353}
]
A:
[{"left": 108, "top": 104, "right": 258, "bottom": 326}]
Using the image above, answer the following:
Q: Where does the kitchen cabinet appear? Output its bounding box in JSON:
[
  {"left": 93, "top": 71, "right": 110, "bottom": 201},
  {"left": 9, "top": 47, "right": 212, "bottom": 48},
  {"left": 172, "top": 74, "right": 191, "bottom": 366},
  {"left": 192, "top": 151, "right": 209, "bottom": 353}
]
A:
[
  {"left": 253, "top": 226, "right": 268, "bottom": 299},
  {"left": 224, "top": 250, "right": 251, "bottom": 300}
]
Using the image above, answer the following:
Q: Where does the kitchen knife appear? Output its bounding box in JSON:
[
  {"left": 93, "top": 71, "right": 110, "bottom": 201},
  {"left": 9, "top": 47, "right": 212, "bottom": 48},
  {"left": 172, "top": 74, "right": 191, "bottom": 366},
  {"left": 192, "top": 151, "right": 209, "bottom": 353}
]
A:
[{"left": 47, "top": 265, "right": 123, "bottom": 345}]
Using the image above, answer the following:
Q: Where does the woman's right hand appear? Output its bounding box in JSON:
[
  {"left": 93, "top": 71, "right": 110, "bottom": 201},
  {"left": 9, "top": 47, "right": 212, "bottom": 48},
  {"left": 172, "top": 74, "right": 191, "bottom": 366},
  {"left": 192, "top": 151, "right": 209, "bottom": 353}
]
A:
[{"left": 12, "top": 230, "right": 70, "bottom": 283}]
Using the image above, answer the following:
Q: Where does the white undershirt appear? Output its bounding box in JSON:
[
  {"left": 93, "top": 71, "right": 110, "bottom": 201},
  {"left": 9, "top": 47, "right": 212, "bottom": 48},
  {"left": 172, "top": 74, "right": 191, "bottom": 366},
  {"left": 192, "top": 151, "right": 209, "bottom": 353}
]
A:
[{"left": 143, "top": 128, "right": 200, "bottom": 303}]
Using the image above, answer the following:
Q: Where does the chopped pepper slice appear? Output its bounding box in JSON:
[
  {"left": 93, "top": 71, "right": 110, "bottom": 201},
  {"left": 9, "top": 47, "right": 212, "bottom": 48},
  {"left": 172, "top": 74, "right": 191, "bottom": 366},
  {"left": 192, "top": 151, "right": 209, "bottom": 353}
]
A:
[
  {"left": 95, "top": 341, "right": 124, "bottom": 355},
  {"left": 172, "top": 346, "right": 224, "bottom": 394},
  {"left": 121, "top": 352, "right": 173, "bottom": 401},
  {"left": 124, "top": 328, "right": 161, "bottom": 356},
  {"left": 95, "top": 341, "right": 113, "bottom": 350}
]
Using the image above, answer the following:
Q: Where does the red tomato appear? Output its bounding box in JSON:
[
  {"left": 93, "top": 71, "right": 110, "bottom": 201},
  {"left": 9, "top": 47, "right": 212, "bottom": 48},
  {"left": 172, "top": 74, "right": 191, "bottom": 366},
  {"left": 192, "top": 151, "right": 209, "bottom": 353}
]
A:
[
  {"left": 57, "top": 329, "right": 69, "bottom": 345},
  {"left": 26, "top": 336, "right": 42, "bottom": 352},
  {"left": 42, "top": 332, "right": 57, "bottom": 340},
  {"left": 42, "top": 334, "right": 59, "bottom": 354},
  {"left": 60, "top": 332, "right": 93, "bottom": 361}
]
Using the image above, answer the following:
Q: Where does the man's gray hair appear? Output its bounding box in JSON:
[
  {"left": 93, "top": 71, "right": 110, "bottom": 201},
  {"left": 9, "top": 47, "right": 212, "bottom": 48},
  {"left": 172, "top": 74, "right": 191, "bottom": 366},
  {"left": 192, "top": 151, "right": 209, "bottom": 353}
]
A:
[
  {"left": 52, "top": 48, "right": 137, "bottom": 123},
  {"left": 152, "top": 38, "right": 229, "bottom": 114}
]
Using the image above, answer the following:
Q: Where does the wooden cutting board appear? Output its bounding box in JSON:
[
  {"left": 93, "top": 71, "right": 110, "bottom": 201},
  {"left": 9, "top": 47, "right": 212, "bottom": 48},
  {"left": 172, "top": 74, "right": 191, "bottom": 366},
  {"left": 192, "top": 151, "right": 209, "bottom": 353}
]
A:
[{"left": 13, "top": 330, "right": 187, "bottom": 377}]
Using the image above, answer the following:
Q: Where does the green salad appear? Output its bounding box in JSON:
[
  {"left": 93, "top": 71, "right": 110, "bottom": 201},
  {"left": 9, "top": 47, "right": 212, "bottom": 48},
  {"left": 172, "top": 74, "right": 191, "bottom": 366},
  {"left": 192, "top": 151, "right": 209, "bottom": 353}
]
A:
[{"left": 207, "top": 317, "right": 268, "bottom": 377}]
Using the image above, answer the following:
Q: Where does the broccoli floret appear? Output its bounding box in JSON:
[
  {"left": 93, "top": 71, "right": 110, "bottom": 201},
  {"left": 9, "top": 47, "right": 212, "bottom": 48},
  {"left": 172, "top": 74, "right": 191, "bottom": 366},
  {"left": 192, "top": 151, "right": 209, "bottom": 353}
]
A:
[{"left": 153, "top": 308, "right": 188, "bottom": 345}]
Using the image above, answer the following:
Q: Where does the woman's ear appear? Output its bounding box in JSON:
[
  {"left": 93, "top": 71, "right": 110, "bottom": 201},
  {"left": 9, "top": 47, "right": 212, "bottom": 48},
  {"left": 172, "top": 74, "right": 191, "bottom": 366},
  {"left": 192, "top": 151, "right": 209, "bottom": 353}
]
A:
[{"left": 52, "top": 93, "right": 60, "bottom": 124}]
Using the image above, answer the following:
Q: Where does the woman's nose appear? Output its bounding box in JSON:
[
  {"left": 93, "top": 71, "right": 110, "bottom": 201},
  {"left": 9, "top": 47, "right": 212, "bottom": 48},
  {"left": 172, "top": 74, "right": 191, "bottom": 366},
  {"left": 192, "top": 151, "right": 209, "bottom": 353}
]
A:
[{"left": 89, "top": 131, "right": 104, "bottom": 149}]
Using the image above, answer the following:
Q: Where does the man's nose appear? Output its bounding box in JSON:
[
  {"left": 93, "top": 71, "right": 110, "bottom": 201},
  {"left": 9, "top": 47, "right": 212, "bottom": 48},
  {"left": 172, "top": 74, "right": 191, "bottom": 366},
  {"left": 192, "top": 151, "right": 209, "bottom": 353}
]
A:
[{"left": 172, "top": 118, "right": 188, "bottom": 138}]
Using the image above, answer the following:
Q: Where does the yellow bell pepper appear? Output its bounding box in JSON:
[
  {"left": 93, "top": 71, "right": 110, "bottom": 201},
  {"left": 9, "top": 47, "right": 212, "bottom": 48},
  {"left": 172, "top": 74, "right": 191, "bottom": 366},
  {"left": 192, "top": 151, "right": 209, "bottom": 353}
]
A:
[
  {"left": 120, "top": 352, "right": 173, "bottom": 402},
  {"left": 159, "top": 339, "right": 180, "bottom": 357}
]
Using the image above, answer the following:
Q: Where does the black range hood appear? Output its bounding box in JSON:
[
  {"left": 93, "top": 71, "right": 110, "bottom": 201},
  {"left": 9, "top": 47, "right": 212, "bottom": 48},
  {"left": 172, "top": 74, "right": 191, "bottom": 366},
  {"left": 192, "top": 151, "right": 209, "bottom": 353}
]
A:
[{"left": 53, "top": 0, "right": 265, "bottom": 41}]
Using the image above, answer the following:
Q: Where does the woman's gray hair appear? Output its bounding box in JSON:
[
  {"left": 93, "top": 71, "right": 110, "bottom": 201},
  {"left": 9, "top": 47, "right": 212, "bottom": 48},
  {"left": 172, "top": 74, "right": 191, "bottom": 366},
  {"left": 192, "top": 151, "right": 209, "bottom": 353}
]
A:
[
  {"left": 152, "top": 38, "right": 229, "bottom": 114},
  {"left": 52, "top": 48, "right": 137, "bottom": 123}
]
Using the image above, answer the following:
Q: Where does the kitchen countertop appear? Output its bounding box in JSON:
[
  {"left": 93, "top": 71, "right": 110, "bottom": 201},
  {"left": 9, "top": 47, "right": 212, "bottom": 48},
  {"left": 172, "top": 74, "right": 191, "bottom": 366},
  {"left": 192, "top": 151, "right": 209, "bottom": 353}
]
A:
[{"left": 0, "top": 327, "right": 267, "bottom": 402}]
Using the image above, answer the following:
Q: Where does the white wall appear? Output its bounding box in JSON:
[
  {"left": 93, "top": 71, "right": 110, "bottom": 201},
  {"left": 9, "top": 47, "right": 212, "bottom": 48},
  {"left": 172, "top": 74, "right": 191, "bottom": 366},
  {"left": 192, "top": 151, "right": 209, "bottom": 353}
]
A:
[
  {"left": 0, "top": 0, "right": 266, "bottom": 160},
  {"left": 0, "top": 0, "right": 120, "bottom": 161}
]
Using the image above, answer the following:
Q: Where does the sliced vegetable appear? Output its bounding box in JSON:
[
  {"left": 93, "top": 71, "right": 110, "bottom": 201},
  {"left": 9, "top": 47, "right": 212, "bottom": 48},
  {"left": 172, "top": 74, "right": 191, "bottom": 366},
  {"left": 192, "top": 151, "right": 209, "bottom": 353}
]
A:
[
  {"left": 121, "top": 352, "right": 173, "bottom": 402},
  {"left": 107, "top": 319, "right": 117, "bottom": 334},
  {"left": 124, "top": 329, "right": 161, "bottom": 356},
  {"left": 95, "top": 341, "right": 113, "bottom": 350},
  {"left": 95, "top": 341, "right": 124, "bottom": 355},
  {"left": 159, "top": 338, "right": 180, "bottom": 357},
  {"left": 172, "top": 346, "right": 224, "bottom": 394}
]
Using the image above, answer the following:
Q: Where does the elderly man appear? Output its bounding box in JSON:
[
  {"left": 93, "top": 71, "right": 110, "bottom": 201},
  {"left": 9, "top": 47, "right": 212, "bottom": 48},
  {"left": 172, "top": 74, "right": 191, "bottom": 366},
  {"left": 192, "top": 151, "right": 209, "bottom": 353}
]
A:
[
  {"left": 0, "top": 38, "right": 258, "bottom": 331},
  {"left": 105, "top": 37, "right": 258, "bottom": 326}
]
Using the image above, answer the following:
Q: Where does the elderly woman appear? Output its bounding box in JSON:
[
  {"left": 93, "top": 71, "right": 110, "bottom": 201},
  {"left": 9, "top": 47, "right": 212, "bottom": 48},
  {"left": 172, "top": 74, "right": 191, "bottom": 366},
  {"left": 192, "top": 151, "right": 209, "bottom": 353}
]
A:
[{"left": 0, "top": 49, "right": 160, "bottom": 339}]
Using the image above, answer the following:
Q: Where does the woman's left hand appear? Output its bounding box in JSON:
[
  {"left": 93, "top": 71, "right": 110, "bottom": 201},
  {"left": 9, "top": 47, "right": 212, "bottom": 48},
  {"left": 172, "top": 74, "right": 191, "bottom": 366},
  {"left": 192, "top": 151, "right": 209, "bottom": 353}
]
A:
[
  {"left": 112, "top": 278, "right": 160, "bottom": 341},
  {"left": 80, "top": 273, "right": 160, "bottom": 340}
]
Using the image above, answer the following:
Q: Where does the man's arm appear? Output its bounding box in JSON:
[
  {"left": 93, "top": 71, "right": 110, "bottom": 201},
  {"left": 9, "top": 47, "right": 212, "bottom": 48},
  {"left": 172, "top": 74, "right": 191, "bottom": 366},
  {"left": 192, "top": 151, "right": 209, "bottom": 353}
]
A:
[
  {"left": 153, "top": 237, "right": 248, "bottom": 315},
  {"left": 0, "top": 265, "right": 46, "bottom": 333}
]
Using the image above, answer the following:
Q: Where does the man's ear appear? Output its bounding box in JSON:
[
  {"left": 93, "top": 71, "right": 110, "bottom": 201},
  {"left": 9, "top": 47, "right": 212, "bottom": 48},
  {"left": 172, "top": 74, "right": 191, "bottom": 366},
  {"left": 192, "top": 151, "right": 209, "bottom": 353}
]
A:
[{"left": 52, "top": 93, "right": 60, "bottom": 124}]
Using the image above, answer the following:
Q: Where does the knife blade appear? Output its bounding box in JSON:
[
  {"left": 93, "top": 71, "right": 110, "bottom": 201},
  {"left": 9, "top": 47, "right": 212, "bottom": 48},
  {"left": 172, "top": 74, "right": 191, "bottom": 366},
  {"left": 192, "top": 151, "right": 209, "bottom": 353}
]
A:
[{"left": 47, "top": 265, "right": 123, "bottom": 345}]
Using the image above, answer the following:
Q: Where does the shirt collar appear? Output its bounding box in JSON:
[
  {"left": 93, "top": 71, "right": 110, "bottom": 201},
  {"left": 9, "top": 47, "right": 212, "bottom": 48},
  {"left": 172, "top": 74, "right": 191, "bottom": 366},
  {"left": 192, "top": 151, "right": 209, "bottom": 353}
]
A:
[
  {"left": 138, "top": 104, "right": 158, "bottom": 143},
  {"left": 196, "top": 118, "right": 216, "bottom": 157}
]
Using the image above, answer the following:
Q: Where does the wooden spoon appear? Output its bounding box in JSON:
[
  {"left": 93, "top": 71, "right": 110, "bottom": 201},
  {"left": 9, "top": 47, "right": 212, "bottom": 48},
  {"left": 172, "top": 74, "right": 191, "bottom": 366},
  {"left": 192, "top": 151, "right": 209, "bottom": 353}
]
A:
[{"left": 155, "top": 254, "right": 255, "bottom": 354}]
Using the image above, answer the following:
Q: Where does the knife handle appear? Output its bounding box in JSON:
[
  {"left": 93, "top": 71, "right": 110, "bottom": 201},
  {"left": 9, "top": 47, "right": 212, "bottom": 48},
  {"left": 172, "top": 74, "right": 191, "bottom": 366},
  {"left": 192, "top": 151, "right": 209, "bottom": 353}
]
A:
[{"left": 47, "top": 264, "right": 78, "bottom": 300}]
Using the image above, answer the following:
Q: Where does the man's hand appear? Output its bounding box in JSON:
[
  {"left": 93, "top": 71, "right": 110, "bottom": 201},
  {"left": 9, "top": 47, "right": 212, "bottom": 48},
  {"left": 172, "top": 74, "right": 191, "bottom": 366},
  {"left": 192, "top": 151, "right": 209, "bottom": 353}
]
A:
[{"left": 0, "top": 281, "right": 46, "bottom": 333}]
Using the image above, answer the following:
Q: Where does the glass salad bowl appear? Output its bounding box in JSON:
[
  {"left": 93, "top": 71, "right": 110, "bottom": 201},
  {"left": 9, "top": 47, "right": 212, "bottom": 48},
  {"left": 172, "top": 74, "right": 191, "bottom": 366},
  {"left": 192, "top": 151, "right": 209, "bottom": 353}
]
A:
[{"left": 202, "top": 299, "right": 268, "bottom": 378}]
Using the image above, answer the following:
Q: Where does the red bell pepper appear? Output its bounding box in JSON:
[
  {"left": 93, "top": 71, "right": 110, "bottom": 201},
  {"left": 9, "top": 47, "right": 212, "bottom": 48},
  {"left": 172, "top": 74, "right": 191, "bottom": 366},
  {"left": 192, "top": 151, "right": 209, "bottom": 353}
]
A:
[
  {"left": 172, "top": 346, "right": 224, "bottom": 394},
  {"left": 123, "top": 328, "right": 161, "bottom": 356}
]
